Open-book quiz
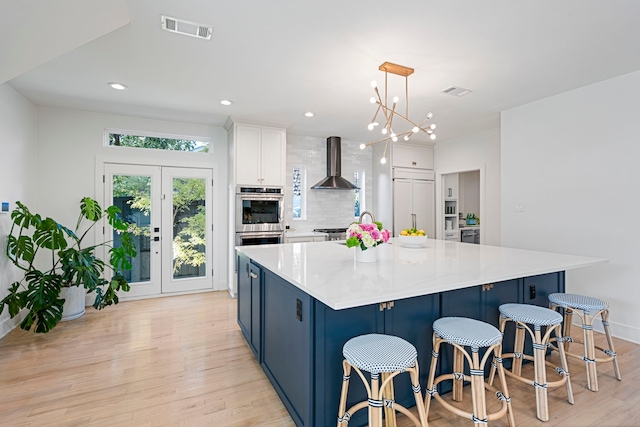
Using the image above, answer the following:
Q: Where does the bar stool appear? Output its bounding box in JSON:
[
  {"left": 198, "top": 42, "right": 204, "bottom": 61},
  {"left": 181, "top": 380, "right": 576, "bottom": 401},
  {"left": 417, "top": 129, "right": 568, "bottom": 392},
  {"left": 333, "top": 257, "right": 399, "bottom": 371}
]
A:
[
  {"left": 490, "top": 303, "right": 573, "bottom": 422},
  {"left": 548, "top": 293, "right": 621, "bottom": 391},
  {"left": 424, "top": 317, "right": 515, "bottom": 426},
  {"left": 337, "top": 333, "right": 427, "bottom": 427}
]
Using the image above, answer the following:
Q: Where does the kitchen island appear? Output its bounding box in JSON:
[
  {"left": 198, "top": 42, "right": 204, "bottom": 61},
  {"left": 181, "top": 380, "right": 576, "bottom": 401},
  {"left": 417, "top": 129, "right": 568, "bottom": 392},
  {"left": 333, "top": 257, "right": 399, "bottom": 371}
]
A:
[{"left": 236, "top": 239, "right": 605, "bottom": 427}]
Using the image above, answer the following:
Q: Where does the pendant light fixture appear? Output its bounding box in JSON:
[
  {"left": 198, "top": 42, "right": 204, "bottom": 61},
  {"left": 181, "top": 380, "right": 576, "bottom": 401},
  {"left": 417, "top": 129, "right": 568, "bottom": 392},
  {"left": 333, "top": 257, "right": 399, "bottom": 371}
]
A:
[{"left": 359, "top": 62, "right": 437, "bottom": 164}]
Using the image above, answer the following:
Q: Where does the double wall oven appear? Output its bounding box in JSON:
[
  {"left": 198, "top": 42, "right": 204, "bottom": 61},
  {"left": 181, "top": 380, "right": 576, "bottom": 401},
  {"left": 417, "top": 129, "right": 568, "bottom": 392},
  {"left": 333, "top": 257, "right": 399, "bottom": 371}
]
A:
[{"left": 235, "top": 186, "right": 284, "bottom": 246}]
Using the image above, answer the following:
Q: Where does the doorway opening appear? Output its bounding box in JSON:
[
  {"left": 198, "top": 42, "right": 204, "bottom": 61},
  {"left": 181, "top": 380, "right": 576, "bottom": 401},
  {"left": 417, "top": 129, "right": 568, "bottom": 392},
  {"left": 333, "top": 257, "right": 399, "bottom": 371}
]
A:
[{"left": 439, "top": 169, "right": 482, "bottom": 244}]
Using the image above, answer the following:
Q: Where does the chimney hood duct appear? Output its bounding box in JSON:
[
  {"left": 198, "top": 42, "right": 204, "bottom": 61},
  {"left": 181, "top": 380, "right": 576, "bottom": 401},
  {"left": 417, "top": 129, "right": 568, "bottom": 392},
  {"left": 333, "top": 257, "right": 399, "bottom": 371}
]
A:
[{"left": 311, "top": 137, "right": 359, "bottom": 190}]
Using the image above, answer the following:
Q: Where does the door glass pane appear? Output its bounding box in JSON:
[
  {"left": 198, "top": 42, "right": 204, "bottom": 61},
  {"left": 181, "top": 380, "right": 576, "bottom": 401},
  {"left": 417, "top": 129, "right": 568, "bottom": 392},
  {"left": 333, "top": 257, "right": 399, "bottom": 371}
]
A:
[
  {"left": 112, "top": 175, "right": 151, "bottom": 283},
  {"left": 172, "top": 177, "right": 207, "bottom": 279}
]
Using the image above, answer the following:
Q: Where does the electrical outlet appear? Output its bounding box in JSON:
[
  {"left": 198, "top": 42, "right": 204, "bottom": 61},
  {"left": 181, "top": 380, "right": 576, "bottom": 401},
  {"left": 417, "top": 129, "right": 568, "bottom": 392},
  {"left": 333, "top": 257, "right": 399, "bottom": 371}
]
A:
[{"left": 514, "top": 201, "right": 525, "bottom": 212}]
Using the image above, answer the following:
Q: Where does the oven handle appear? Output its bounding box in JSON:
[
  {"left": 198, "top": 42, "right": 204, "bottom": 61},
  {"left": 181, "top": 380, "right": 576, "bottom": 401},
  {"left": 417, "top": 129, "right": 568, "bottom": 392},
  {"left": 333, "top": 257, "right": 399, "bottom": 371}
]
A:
[
  {"left": 237, "top": 195, "right": 283, "bottom": 202},
  {"left": 237, "top": 232, "right": 284, "bottom": 240}
]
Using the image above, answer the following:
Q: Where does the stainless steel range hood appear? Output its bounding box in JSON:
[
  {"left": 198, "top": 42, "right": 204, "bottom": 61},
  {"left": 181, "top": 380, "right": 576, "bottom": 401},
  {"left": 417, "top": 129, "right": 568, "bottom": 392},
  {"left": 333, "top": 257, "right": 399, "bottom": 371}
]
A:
[{"left": 311, "top": 137, "right": 359, "bottom": 190}]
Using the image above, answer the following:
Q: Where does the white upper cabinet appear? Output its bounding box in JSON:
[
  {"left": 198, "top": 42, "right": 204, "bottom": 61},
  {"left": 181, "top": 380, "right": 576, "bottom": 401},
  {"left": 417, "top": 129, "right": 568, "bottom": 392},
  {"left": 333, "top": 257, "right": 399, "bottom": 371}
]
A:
[
  {"left": 392, "top": 143, "right": 434, "bottom": 169},
  {"left": 235, "top": 124, "right": 286, "bottom": 186}
]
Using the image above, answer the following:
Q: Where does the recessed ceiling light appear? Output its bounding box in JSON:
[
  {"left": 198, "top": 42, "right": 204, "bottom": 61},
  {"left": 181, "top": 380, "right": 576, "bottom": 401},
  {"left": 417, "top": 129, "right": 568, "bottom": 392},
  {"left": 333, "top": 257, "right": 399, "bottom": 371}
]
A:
[
  {"left": 107, "top": 82, "right": 128, "bottom": 91},
  {"left": 304, "top": 112, "right": 314, "bottom": 117},
  {"left": 220, "top": 99, "right": 233, "bottom": 106}
]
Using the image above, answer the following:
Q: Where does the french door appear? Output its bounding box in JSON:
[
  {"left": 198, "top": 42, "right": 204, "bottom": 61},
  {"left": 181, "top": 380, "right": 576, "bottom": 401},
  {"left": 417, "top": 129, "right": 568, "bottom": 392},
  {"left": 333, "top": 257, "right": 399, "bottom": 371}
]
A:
[{"left": 104, "top": 163, "right": 213, "bottom": 297}]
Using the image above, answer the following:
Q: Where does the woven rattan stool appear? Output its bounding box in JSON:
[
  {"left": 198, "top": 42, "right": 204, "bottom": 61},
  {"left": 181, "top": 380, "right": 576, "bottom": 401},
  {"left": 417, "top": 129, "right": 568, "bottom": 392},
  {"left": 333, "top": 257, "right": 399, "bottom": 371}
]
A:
[
  {"left": 490, "top": 303, "right": 573, "bottom": 422},
  {"left": 425, "top": 317, "right": 515, "bottom": 426},
  {"left": 337, "top": 334, "right": 427, "bottom": 427},
  {"left": 548, "top": 293, "right": 621, "bottom": 392}
]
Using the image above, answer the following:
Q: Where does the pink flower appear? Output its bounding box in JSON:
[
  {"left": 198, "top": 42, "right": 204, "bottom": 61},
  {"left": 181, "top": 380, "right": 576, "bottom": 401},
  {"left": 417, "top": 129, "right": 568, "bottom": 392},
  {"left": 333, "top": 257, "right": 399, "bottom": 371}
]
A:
[
  {"left": 370, "top": 229, "right": 381, "bottom": 241},
  {"left": 381, "top": 229, "right": 390, "bottom": 242}
]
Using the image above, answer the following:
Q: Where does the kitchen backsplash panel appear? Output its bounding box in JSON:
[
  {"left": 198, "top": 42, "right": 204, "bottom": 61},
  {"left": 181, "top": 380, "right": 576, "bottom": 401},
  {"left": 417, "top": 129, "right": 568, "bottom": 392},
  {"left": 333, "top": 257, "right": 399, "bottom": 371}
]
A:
[{"left": 286, "top": 134, "right": 372, "bottom": 232}]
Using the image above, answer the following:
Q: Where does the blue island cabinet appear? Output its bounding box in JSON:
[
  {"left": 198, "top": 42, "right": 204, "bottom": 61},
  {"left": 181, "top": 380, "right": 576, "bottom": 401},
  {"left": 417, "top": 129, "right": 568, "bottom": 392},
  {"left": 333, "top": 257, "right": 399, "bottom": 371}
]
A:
[{"left": 237, "top": 256, "right": 566, "bottom": 427}]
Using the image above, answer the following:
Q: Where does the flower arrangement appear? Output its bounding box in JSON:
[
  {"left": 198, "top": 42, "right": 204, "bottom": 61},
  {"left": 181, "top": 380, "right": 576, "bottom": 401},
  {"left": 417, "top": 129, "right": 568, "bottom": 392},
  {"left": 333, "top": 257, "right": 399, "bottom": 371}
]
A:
[{"left": 346, "top": 221, "right": 390, "bottom": 250}]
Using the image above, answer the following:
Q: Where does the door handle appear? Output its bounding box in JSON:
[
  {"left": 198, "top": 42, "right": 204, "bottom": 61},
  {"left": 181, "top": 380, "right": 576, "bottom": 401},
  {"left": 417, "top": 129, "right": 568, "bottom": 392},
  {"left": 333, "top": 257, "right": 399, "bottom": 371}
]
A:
[
  {"left": 153, "top": 236, "right": 160, "bottom": 242},
  {"left": 249, "top": 272, "right": 258, "bottom": 279}
]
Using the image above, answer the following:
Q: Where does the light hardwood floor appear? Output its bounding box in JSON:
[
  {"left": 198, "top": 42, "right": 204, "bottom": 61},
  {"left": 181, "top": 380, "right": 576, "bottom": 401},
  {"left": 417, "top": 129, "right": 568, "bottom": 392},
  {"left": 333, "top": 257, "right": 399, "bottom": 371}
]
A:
[{"left": 0, "top": 292, "right": 637, "bottom": 427}]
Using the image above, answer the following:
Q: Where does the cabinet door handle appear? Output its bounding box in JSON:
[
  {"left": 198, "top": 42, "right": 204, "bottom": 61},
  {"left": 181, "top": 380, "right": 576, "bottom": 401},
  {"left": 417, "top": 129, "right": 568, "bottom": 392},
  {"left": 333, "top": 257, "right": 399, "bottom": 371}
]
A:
[
  {"left": 448, "top": 187, "right": 452, "bottom": 197},
  {"left": 249, "top": 272, "right": 258, "bottom": 279}
]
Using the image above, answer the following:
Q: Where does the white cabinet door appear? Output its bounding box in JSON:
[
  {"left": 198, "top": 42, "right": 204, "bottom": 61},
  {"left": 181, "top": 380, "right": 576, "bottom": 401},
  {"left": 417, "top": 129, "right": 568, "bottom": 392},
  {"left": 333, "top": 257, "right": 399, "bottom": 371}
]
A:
[
  {"left": 393, "top": 178, "right": 413, "bottom": 235},
  {"left": 235, "top": 125, "right": 286, "bottom": 186},
  {"left": 260, "top": 128, "right": 285, "bottom": 186},
  {"left": 236, "top": 126, "right": 262, "bottom": 185},
  {"left": 413, "top": 179, "right": 435, "bottom": 238},
  {"left": 392, "top": 143, "right": 434, "bottom": 169},
  {"left": 393, "top": 178, "right": 435, "bottom": 238}
]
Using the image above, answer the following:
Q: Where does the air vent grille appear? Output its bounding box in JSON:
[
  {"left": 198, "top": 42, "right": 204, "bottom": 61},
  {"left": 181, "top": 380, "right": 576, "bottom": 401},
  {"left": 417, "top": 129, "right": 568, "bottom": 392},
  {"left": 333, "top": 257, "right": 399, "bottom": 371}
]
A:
[
  {"left": 161, "top": 15, "right": 213, "bottom": 40},
  {"left": 443, "top": 86, "right": 473, "bottom": 97}
]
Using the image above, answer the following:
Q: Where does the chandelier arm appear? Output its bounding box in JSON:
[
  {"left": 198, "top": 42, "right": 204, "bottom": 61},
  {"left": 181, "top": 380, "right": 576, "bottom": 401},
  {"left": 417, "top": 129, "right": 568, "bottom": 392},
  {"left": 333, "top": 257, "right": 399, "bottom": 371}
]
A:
[
  {"left": 369, "top": 103, "right": 381, "bottom": 125},
  {"left": 373, "top": 87, "right": 390, "bottom": 124}
]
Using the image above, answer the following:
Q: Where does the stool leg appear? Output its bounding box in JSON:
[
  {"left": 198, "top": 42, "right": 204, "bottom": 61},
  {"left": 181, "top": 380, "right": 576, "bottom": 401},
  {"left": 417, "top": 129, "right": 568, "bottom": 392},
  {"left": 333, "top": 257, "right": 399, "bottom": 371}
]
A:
[
  {"left": 337, "top": 360, "right": 352, "bottom": 426},
  {"left": 381, "top": 372, "right": 397, "bottom": 427},
  {"left": 488, "top": 316, "right": 507, "bottom": 387},
  {"left": 513, "top": 323, "right": 525, "bottom": 377},
  {"left": 602, "top": 309, "right": 622, "bottom": 381},
  {"left": 453, "top": 346, "right": 464, "bottom": 402},
  {"left": 583, "top": 311, "right": 599, "bottom": 392},
  {"left": 409, "top": 361, "right": 428, "bottom": 427},
  {"left": 533, "top": 326, "right": 549, "bottom": 422},
  {"left": 424, "top": 335, "right": 441, "bottom": 418},
  {"left": 553, "top": 324, "right": 574, "bottom": 405},
  {"left": 494, "top": 343, "right": 516, "bottom": 427},
  {"left": 470, "top": 348, "right": 488, "bottom": 426},
  {"left": 563, "top": 308, "right": 573, "bottom": 352},
  {"left": 371, "top": 373, "right": 382, "bottom": 427}
]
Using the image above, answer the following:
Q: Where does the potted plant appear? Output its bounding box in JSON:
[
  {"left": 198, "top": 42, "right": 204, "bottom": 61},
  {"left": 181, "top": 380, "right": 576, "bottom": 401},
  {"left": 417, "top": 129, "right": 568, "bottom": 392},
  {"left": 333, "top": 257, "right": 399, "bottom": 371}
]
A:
[{"left": 0, "top": 197, "right": 137, "bottom": 333}]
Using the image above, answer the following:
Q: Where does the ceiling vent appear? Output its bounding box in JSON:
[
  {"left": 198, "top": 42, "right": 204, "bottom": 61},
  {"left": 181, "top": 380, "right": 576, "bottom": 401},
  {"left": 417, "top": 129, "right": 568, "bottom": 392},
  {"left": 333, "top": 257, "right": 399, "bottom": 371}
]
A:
[
  {"left": 161, "top": 15, "right": 213, "bottom": 40},
  {"left": 443, "top": 86, "right": 473, "bottom": 97}
]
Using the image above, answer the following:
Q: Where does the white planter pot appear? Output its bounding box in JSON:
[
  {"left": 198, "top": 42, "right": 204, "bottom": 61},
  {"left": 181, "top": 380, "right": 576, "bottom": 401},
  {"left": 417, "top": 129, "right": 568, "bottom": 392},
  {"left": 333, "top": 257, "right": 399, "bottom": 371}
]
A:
[
  {"left": 355, "top": 246, "right": 377, "bottom": 263},
  {"left": 61, "top": 286, "right": 86, "bottom": 321}
]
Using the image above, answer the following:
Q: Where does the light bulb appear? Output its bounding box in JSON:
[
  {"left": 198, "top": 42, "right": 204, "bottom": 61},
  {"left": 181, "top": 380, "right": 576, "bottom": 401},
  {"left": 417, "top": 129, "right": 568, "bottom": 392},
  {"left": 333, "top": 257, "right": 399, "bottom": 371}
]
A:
[
  {"left": 392, "top": 96, "right": 399, "bottom": 103},
  {"left": 404, "top": 135, "right": 410, "bottom": 141},
  {"left": 427, "top": 112, "right": 433, "bottom": 119},
  {"left": 369, "top": 97, "right": 376, "bottom": 104},
  {"left": 380, "top": 157, "right": 387, "bottom": 164},
  {"left": 390, "top": 132, "right": 396, "bottom": 138},
  {"left": 372, "top": 122, "right": 379, "bottom": 127},
  {"left": 368, "top": 123, "right": 374, "bottom": 130},
  {"left": 430, "top": 134, "right": 437, "bottom": 140},
  {"left": 427, "top": 129, "right": 433, "bottom": 134},
  {"left": 412, "top": 126, "right": 419, "bottom": 133},
  {"left": 371, "top": 81, "right": 377, "bottom": 88},
  {"left": 392, "top": 136, "right": 398, "bottom": 142},
  {"left": 359, "top": 143, "right": 366, "bottom": 150},
  {"left": 430, "top": 123, "right": 437, "bottom": 130},
  {"left": 381, "top": 128, "right": 388, "bottom": 135}
]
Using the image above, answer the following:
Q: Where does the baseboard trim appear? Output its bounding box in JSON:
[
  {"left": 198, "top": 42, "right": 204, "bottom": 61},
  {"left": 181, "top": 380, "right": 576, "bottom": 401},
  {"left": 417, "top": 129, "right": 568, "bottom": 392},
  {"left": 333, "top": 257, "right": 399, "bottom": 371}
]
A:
[{"left": 0, "top": 311, "right": 24, "bottom": 340}]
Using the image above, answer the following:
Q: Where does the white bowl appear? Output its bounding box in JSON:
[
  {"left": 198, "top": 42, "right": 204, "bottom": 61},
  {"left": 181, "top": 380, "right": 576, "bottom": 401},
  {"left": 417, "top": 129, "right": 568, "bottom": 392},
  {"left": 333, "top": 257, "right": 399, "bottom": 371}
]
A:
[{"left": 397, "top": 234, "right": 427, "bottom": 248}]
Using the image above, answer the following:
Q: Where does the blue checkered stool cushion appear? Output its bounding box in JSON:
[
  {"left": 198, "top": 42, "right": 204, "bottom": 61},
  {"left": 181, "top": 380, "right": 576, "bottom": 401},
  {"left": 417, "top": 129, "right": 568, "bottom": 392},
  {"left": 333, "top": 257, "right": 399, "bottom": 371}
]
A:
[
  {"left": 342, "top": 334, "right": 417, "bottom": 374},
  {"left": 549, "top": 293, "right": 608, "bottom": 312},
  {"left": 433, "top": 316, "right": 502, "bottom": 349},
  {"left": 499, "top": 303, "right": 563, "bottom": 326}
]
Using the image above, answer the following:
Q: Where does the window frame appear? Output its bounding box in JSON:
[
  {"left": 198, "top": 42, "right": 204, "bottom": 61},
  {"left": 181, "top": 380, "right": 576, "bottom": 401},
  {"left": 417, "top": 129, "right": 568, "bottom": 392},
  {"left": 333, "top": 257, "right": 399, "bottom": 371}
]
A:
[{"left": 104, "top": 128, "right": 213, "bottom": 154}]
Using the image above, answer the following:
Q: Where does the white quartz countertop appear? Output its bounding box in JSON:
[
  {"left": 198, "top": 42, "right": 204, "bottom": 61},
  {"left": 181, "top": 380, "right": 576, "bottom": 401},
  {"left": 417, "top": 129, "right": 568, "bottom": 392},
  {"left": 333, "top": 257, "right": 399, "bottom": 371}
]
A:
[{"left": 236, "top": 239, "right": 606, "bottom": 310}]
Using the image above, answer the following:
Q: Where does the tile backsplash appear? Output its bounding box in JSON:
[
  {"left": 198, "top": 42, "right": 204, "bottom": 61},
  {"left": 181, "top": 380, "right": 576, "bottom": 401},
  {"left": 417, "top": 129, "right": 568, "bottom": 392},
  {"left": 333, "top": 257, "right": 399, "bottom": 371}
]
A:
[{"left": 285, "top": 134, "right": 372, "bottom": 232}]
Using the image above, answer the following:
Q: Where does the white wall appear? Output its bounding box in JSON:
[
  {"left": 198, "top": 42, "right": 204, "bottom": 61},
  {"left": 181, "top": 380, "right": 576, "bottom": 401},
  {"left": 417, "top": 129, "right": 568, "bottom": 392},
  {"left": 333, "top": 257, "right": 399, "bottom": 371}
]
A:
[
  {"left": 434, "top": 127, "right": 502, "bottom": 246},
  {"left": 0, "top": 84, "right": 36, "bottom": 337},
  {"left": 285, "top": 134, "right": 372, "bottom": 231},
  {"left": 502, "top": 70, "right": 640, "bottom": 343},
  {"left": 34, "top": 106, "right": 229, "bottom": 292}
]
